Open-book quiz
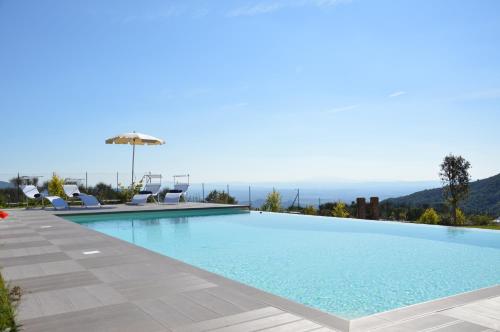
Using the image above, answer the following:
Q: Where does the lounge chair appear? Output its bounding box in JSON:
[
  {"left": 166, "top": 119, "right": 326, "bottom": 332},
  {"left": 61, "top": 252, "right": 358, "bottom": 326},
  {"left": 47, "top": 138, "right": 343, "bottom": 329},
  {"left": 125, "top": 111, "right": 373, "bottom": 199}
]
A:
[
  {"left": 22, "top": 185, "right": 68, "bottom": 210},
  {"left": 131, "top": 183, "right": 162, "bottom": 205},
  {"left": 174, "top": 183, "right": 189, "bottom": 193},
  {"left": 63, "top": 185, "right": 101, "bottom": 208},
  {"left": 163, "top": 190, "right": 183, "bottom": 205}
]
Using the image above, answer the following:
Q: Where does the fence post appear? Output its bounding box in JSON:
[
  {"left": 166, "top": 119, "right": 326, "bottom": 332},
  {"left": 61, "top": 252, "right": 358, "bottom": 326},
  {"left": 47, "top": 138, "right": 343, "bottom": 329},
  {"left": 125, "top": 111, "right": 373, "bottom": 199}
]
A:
[
  {"left": 226, "top": 184, "right": 229, "bottom": 203},
  {"left": 116, "top": 172, "right": 119, "bottom": 191},
  {"left": 248, "top": 186, "right": 252, "bottom": 209},
  {"left": 85, "top": 172, "right": 88, "bottom": 191},
  {"left": 202, "top": 183, "right": 205, "bottom": 202},
  {"left": 297, "top": 188, "right": 300, "bottom": 209},
  {"left": 17, "top": 172, "right": 20, "bottom": 202}
]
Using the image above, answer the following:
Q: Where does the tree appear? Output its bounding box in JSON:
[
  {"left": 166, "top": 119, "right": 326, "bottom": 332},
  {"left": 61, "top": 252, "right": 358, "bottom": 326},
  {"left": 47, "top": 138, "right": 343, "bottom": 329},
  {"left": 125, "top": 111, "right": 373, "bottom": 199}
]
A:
[
  {"left": 261, "top": 189, "right": 282, "bottom": 212},
  {"left": 418, "top": 208, "right": 441, "bottom": 224},
  {"left": 205, "top": 190, "right": 237, "bottom": 204},
  {"left": 439, "top": 154, "right": 471, "bottom": 225},
  {"left": 331, "top": 201, "right": 350, "bottom": 218},
  {"left": 48, "top": 174, "right": 65, "bottom": 197}
]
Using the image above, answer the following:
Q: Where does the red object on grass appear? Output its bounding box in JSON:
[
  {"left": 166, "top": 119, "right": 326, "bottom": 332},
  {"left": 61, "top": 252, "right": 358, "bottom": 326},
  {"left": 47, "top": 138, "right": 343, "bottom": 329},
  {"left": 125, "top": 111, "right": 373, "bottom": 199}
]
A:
[{"left": 0, "top": 211, "right": 8, "bottom": 219}]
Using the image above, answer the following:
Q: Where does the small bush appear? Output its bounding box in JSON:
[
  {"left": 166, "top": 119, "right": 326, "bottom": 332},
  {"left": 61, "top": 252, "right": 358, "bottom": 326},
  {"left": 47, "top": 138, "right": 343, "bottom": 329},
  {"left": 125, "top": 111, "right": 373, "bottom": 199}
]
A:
[
  {"left": 418, "top": 208, "right": 441, "bottom": 224},
  {"left": 48, "top": 174, "right": 65, "bottom": 197},
  {"left": 302, "top": 205, "right": 316, "bottom": 215},
  {"left": 261, "top": 189, "right": 282, "bottom": 212},
  {"left": 0, "top": 272, "right": 21, "bottom": 332},
  {"left": 468, "top": 214, "right": 494, "bottom": 226},
  {"left": 332, "top": 201, "right": 350, "bottom": 218},
  {"left": 205, "top": 190, "right": 237, "bottom": 204}
]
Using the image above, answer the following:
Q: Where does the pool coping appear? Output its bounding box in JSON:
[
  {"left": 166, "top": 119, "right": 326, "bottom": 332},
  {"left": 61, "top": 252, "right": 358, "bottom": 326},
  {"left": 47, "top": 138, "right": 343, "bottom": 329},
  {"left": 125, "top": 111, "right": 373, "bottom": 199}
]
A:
[{"left": 3, "top": 204, "right": 499, "bottom": 331}]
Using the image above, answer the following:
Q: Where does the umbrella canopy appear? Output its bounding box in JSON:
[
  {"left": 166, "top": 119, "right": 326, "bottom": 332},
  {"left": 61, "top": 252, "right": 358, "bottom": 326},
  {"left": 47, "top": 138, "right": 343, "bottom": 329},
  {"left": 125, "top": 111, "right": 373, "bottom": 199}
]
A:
[
  {"left": 105, "top": 132, "right": 165, "bottom": 186},
  {"left": 105, "top": 132, "right": 165, "bottom": 145}
]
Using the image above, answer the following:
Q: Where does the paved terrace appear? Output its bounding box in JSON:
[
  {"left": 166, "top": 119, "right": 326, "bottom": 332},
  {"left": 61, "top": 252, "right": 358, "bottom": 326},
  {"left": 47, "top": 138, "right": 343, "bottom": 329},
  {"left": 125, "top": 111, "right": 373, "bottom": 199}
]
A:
[{"left": 0, "top": 203, "right": 499, "bottom": 332}]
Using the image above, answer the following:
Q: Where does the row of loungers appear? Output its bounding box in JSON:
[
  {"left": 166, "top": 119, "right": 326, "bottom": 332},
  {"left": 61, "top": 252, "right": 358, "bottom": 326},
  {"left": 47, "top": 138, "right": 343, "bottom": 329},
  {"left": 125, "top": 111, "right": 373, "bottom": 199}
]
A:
[{"left": 22, "top": 183, "right": 188, "bottom": 210}]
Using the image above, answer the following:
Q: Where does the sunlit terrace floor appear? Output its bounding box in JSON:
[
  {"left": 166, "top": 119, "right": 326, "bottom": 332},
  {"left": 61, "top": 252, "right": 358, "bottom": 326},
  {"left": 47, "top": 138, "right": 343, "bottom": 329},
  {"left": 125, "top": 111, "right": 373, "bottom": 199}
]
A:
[{"left": 1, "top": 203, "right": 499, "bottom": 331}]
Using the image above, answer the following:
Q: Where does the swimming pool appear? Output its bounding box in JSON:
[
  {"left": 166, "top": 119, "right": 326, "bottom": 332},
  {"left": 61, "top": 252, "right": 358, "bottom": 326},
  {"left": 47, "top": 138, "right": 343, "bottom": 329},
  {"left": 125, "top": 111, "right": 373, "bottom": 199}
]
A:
[{"left": 66, "top": 209, "right": 500, "bottom": 319}]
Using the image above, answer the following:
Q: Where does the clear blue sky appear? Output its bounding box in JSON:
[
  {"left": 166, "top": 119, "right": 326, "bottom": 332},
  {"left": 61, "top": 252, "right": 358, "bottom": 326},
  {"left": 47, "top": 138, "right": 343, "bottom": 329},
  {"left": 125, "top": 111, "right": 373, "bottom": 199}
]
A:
[{"left": 1, "top": 0, "right": 499, "bottom": 183}]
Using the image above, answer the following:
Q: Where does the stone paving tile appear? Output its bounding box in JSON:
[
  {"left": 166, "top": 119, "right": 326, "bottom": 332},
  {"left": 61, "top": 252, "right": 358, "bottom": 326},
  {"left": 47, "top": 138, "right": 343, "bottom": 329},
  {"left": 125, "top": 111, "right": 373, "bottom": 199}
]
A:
[
  {"left": 0, "top": 251, "right": 70, "bottom": 267},
  {"left": 110, "top": 273, "right": 217, "bottom": 301},
  {"left": 0, "top": 245, "right": 61, "bottom": 258},
  {"left": 90, "top": 261, "right": 182, "bottom": 283},
  {"left": 76, "top": 252, "right": 152, "bottom": 268},
  {"left": 0, "top": 239, "right": 53, "bottom": 250},
  {"left": 443, "top": 306, "right": 500, "bottom": 330},
  {"left": 431, "top": 320, "right": 492, "bottom": 331},
  {"left": 378, "top": 314, "right": 459, "bottom": 331},
  {"left": 259, "top": 319, "right": 323, "bottom": 332},
  {"left": 18, "top": 284, "right": 127, "bottom": 320},
  {"left": 0, "top": 228, "right": 37, "bottom": 236},
  {"left": 14, "top": 270, "right": 101, "bottom": 293},
  {"left": 210, "top": 312, "right": 302, "bottom": 332},
  {"left": 21, "top": 303, "right": 167, "bottom": 332},
  {"left": 174, "top": 307, "right": 284, "bottom": 332},
  {"left": 154, "top": 292, "right": 223, "bottom": 323},
  {"left": 1, "top": 259, "right": 84, "bottom": 280},
  {"left": 181, "top": 288, "right": 246, "bottom": 316},
  {"left": 56, "top": 239, "right": 123, "bottom": 251},
  {"left": 204, "top": 286, "right": 269, "bottom": 311},
  {"left": 49, "top": 234, "right": 111, "bottom": 246},
  {"left": 0, "top": 231, "right": 39, "bottom": 239},
  {"left": 0, "top": 235, "right": 46, "bottom": 244}
]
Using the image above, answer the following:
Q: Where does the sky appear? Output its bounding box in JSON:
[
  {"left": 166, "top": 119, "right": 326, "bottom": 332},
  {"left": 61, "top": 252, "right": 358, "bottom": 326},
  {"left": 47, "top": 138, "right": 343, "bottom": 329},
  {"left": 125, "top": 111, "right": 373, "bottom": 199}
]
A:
[{"left": 1, "top": 0, "right": 499, "bottom": 185}]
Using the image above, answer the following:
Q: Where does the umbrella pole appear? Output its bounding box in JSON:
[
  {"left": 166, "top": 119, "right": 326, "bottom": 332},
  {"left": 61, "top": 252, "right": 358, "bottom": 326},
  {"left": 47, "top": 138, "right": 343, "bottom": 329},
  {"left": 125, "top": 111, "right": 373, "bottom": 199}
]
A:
[{"left": 131, "top": 144, "right": 135, "bottom": 187}]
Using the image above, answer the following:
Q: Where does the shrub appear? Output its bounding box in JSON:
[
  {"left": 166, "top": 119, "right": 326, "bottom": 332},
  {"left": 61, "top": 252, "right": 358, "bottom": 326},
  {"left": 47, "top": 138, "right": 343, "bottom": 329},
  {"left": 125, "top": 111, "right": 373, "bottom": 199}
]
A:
[
  {"left": 455, "top": 208, "right": 466, "bottom": 225},
  {"left": 205, "top": 190, "right": 237, "bottom": 204},
  {"left": 0, "top": 272, "right": 21, "bottom": 332},
  {"left": 418, "top": 208, "right": 441, "bottom": 224},
  {"left": 332, "top": 201, "right": 350, "bottom": 218},
  {"left": 48, "top": 174, "right": 65, "bottom": 198},
  {"left": 302, "top": 205, "right": 316, "bottom": 215},
  {"left": 261, "top": 189, "right": 282, "bottom": 212},
  {"left": 468, "top": 214, "right": 494, "bottom": 226}
]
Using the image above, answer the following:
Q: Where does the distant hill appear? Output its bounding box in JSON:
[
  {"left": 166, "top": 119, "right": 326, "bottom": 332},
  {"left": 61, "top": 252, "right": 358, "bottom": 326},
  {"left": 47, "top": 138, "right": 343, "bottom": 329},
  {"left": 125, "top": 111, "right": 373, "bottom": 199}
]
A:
[
  {"left": 0, "top": 181, "right": 13, "bottom": 189},
  {"left": 383, "top": 173, "right": 500, "bottom": 216}
]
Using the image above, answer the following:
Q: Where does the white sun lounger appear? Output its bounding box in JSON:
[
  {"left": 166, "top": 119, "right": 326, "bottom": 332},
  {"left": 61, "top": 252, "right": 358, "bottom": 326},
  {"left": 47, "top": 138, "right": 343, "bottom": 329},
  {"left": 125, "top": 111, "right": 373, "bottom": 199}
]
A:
[
  {"left": 22, "top": 185, "right": 68, "bottom": 210},
  {"left": 163, "top": 190, "right": 183, "bottom": 205},
  {"left": 174, "top": 183, "right": 189, "bottom": 193},
  {"left": 63, "top": 185, "right": 101, "bottom": 208},
  {"left": 163, "top": 183, "right": 189, "bottom": 205},
  {"left": 131, "top": 183, "right": 162, "bottom": 205}
]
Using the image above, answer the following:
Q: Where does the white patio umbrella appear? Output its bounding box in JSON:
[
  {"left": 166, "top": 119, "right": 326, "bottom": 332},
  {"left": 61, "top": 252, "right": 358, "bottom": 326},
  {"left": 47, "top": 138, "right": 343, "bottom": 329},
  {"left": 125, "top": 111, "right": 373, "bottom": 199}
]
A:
[{"left": 105, "top": 132, "right": 165, "bottom": 186}]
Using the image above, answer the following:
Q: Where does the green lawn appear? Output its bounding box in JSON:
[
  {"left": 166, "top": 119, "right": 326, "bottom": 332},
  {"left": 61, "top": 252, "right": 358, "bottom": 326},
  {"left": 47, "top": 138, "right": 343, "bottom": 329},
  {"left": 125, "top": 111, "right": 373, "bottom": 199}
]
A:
[{"left": 462, "top": 224, "right": 500, "bottom": 230}]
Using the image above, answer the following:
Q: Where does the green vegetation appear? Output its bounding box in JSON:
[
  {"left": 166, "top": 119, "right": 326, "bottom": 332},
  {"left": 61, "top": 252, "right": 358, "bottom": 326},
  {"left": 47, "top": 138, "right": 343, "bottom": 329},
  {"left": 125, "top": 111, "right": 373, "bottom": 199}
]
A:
[
  {"left": 205, "top": 190, "right": 237, "bottom": 204},
  {"left": 331, "top": 201, "right": 350, "bottom": 218},
  {"left": 418, "top": 208, "right": 441, "bottom": 224},
  {"left": 383, "top": 173, "right": 500, "bottom": 216},
  {"left": 439, "top": 154, "right": 471, "bottom": 225},
  {"left": 0, "top": 272, "right": 21, "bottom": 332},
  {"left": 48, "top": 174, "right": 65, "bottom": 197},
  {"left": 261, "top": 189, "right": 282, "bottom": 212},
  {"left": 302, "top": 205, "right": 316, "bottom": 215}
]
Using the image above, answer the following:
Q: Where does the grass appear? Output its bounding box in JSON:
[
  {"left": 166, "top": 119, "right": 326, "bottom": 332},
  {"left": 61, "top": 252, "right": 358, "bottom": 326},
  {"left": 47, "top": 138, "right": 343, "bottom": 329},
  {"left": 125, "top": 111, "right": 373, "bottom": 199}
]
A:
[
  {"left": 462, "top": 224, "right": 500, "bottom": 230},
  {"left": 0, "top": 272, "right": 21, "bottom": 332}
]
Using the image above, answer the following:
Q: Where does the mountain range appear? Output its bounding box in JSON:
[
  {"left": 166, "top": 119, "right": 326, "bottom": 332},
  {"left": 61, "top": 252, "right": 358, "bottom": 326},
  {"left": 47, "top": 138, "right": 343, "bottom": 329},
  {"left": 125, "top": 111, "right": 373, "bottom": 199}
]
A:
[{"left": 383, "top": 173, "right": 500, "bottom": 216}]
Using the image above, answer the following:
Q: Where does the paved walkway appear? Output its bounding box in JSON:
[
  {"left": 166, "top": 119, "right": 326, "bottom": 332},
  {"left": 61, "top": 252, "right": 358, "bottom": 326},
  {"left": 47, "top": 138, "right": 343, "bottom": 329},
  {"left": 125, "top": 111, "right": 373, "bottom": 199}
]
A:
[{"left": 1, "top": 204, "right": 499, "bottom": 331}]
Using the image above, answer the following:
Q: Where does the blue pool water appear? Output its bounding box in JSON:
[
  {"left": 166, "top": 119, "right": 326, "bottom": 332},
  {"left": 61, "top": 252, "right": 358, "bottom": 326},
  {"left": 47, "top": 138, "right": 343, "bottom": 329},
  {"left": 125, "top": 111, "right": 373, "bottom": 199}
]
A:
[{"left": 66, "top": 209, "right": 500, "bottom": 319}]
